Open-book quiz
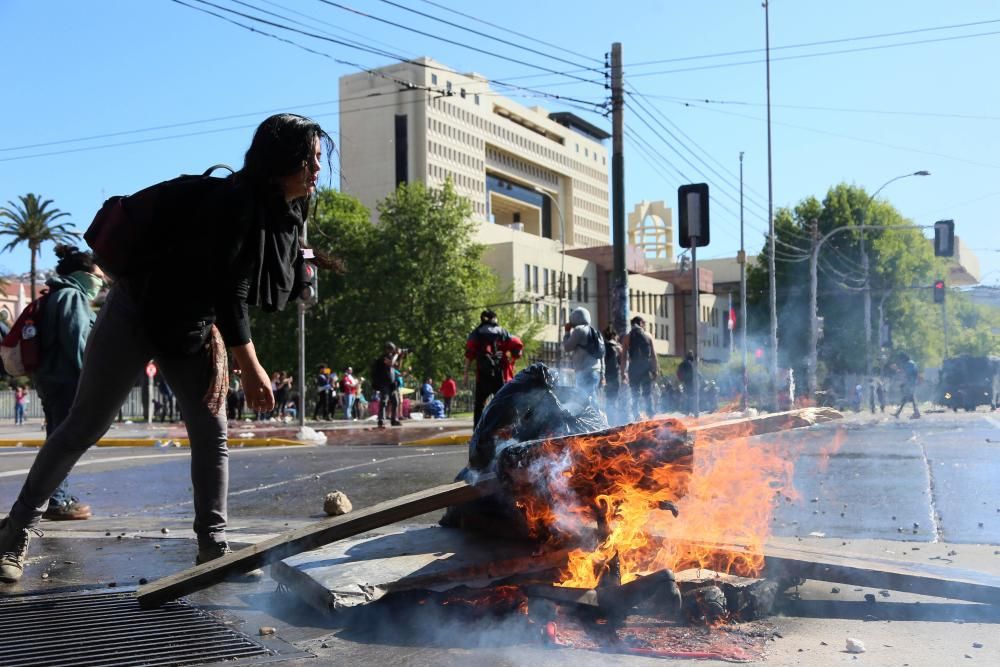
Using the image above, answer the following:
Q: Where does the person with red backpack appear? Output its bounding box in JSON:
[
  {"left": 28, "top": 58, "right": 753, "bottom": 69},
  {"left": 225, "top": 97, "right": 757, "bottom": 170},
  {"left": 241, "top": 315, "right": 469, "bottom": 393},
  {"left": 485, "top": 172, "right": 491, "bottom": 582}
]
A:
[
  {"left": 34, "top": 245, "right": 107, "bottom": 521},
  {"left": 0, "top": 113, "right": 334, "bottom": 585},
  {"left": 464, "top": 310, "right": 523, "bottom": 427}
]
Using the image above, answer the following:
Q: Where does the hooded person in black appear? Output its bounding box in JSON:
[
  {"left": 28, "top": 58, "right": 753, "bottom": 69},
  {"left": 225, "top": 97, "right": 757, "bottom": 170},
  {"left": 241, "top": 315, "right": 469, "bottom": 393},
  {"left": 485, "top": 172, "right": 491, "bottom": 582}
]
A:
[{"left": 0, "top": 114, "right": 334, "bottom": 585}]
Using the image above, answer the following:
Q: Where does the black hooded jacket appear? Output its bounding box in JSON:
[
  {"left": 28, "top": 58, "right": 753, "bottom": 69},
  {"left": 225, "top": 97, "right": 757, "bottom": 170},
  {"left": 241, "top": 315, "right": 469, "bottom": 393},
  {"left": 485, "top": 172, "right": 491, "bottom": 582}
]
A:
[{"left": 121, "top": 174, "right": 304, "bottom": 356}]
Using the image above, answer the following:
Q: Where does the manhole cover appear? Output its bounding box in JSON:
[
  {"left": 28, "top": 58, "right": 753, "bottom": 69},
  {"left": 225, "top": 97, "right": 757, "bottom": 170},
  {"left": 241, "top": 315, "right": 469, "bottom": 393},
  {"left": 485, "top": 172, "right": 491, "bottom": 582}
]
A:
[{"left": 0, "top": 587, "right": 275, "bottom": 666}]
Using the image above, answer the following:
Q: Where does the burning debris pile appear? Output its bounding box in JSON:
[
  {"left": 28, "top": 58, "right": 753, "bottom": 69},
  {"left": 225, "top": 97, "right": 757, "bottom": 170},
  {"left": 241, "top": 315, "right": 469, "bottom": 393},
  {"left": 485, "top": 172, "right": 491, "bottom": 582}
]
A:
[{"left": 435, "top": 363, "right": 806, "bottom": 648}]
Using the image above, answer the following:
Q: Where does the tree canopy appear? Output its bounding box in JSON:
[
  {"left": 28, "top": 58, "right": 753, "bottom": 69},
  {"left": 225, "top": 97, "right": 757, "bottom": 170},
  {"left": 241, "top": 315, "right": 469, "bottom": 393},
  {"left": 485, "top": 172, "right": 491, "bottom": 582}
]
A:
[
  {"left": 0, "top": 194, "right": 78, "bottom": 301},
  {"left": 747, "top": 183, "right": 995, "bottom": 386},
  {"left": 252, "top": 181, "right": 530, "bottom": 390}
]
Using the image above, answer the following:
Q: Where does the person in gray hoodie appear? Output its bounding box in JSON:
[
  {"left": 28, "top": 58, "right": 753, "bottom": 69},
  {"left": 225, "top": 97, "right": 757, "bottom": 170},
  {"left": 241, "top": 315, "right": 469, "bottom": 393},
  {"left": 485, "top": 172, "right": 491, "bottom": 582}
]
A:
[{"left": 561, "top": 306, "right": 605, "bottom": 398}]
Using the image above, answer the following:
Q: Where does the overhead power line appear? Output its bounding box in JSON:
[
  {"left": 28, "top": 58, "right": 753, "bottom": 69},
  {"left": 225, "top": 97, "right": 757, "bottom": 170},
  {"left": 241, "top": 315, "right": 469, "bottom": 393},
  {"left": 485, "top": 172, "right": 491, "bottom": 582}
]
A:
[
  {"left": 628, "top": 27, "right": 1000, "bottom": 79},
  {"left": 625, "top": 83, "right": 771, "bottom": 219},
  {"left": 314, "top": 0, "right": 604, "bottom": 86},
  {"left": 639, "top": 93, "right": 1000, "bottom": 122},
  {"left": 626, "top": 16, "right": 1000, "bottom": 68},
  {"left": 674, "top": 98, "right": 1000, "bottom": 171},
  {"left": 414, "top": 0, "right": 603, "bottom": 65},
  {"left": 375, "top": 0, "right": 603, "bottom": 75},
  {"left": 175, "top": 0, "right": 607, "bottom": 110}
]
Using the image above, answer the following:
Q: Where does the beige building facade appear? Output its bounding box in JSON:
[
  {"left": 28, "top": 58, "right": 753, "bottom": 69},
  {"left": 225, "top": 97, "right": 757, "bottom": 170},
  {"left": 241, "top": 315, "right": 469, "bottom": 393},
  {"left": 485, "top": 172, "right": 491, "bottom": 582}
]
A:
[
  {"left": 340, "top": 57, "right": 610, "bottom": 247},
  {"left": 339, "top": 58, "right": 681, "bottom": 358}
]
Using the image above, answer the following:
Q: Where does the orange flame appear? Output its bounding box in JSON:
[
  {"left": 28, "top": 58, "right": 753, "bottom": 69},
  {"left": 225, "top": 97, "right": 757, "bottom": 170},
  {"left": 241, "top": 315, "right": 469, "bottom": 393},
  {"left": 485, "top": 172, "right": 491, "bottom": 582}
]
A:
[{"left": 506, "top": 416, "right": 838, "bottom": 589}]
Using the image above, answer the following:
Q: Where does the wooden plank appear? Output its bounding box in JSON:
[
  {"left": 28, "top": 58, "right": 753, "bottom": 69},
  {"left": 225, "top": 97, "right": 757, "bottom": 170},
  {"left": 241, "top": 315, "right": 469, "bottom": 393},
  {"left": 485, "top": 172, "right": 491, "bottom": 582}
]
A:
[
  {"left": 670, "top": 540, "right": 1000, "bottom": 605},
  {"left": 759, "top": 541, "right": 1000, "bottom": 605},
  {"left": 687, "top": 407, "right": 843, "bottom": 442},
  {"left": 137, "top": 473, "right": 499, "bottom": 609}
]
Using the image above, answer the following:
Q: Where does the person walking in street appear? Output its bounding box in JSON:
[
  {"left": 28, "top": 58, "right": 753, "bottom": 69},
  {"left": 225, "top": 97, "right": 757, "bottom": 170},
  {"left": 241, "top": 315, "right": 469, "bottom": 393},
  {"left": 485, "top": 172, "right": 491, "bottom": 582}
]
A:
[
  {"left": 439, "top": 374, "right": 457, "bottom": 418},
  {"left": 1, "top": 112, "right": 334, "bottom": 584},
  {"left": 34, "top": 245, "right": 106, "bottom": 521},
  {"left": 622, "top": 316, "right": 657, "bottom": 421},
  {"left": 893, "top": 352, "right": 921, "bottom": 419},
  {"left": 312, "top": 363, "right": 332, "bottom": 421},
  {"left": 561, "top": 306, "right": 604, "bottom": 400},
  {"left": 464, "top": 310, "right": 523, "bottom": 427},
  {"left": 676, "top": 351, "right": 696, "bottom": 415},
  {"left": 339, "top": 366, "right": 358, "bottom": 421},
  {"left": 13, "top": 387, "right": 26, "bottom": 425},
  {"left": 372, "top": 343, "right": 402, "bottom": 428}
]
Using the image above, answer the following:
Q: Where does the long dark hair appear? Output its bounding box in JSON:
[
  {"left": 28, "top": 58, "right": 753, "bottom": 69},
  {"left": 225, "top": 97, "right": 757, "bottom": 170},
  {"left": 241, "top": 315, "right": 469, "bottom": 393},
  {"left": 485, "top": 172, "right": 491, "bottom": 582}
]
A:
[
  {"left": 240, "top": 113, "right": 335, "bottom": 192},
  {"left": 53, "top": 244, "right": 96, "bottom": 276}
]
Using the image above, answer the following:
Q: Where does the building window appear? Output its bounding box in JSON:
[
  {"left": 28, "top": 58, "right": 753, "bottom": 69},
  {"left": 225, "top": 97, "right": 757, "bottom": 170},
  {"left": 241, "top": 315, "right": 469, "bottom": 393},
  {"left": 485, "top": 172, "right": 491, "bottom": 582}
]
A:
[
  {"left": 460, "top": 88, "right": 467, "bottom": 99},
  {"left": 583, "top": 277, "right": 589, "bottom": 303},
  {"left": 533, "top": 265, "right": 539, "bottom": 293},
  {"left": 543, "top": 269, "right": 549, "bottom": 296},
  {"left": 431, "top": 73, "right": 438, "bottom": 85},
  {"left": 446, "top": 81, "right": 452, "bottom": 93},
  {"left": 474, "top": 94, "right": 480, "bottom": 105},
  {"left": 576, "top": 276, "right": 582, "bottom": 302},
  {"left": 524, "top": 264, "right": 530, "bottom": 291}
]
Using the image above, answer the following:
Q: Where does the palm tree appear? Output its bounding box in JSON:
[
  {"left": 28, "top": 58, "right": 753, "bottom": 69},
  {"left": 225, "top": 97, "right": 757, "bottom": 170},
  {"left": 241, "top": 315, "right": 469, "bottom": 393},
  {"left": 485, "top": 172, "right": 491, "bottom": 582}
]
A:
[{"left": 0, "top": 194, "right": 79, "bottom": 301}]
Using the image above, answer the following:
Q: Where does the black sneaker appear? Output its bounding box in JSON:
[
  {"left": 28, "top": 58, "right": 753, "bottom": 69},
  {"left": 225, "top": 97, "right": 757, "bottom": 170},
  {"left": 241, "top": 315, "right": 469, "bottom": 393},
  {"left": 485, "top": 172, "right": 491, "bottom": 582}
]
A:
[
  {"left": 0, "top": 518, "right": 40, "bottom": 584},
  {"left": 196, "top": 541, "right": 263, "bottom": 580},
  {"left": 390, "top": 420, "right": 402, "bottom": 426}
]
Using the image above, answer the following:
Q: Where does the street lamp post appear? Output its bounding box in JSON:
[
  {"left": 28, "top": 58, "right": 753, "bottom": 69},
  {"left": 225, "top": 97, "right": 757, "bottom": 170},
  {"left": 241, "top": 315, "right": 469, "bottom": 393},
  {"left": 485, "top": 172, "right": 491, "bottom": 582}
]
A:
[
  {"left": 858, "top": 171, "right": 929, "bottom": 394},
  {"left": 534, "top": 187, "right": 566, "bottom": 366}
]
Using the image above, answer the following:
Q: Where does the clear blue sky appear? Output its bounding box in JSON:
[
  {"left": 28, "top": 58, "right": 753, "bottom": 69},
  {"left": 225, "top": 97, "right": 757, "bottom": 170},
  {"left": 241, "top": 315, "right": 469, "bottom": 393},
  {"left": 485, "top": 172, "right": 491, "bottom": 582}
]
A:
[{"left": 2, "top": 1, "right": 998, "bottom": 283}]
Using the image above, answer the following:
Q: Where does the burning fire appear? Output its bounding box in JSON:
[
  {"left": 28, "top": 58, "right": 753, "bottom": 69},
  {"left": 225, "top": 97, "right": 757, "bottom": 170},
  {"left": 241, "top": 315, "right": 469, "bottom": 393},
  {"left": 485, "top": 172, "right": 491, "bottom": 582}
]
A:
[{"left": 505, "top": 416, "right": 836, "bottom": 589}]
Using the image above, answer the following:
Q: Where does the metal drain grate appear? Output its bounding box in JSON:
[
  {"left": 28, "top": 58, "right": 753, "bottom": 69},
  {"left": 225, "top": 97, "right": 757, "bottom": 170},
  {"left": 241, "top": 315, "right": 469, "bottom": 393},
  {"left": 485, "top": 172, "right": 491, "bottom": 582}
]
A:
[{"left": 0, "top": 588, "right": 274, "bottom": 667}]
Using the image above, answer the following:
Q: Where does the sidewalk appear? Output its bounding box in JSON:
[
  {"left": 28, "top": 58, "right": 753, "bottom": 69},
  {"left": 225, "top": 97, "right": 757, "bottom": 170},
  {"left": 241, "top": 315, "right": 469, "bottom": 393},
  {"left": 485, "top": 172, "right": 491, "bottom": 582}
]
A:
[{"left": 0, "top": 416, "right": 474, "bottom": 448}]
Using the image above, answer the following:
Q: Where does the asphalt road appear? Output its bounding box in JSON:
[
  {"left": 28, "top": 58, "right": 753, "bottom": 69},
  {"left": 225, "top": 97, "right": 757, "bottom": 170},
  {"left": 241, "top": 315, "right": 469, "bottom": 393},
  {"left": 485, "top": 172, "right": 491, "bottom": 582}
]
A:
[{"left": 1, "top": 409, "right": 999, "bottom": 666}]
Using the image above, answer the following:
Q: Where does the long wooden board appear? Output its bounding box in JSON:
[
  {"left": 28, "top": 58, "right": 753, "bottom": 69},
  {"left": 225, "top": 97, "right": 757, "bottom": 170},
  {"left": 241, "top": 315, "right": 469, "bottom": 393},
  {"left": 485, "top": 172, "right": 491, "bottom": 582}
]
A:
[
  {"left": 137, "top": 473, "right": 499, "bottom": 609},
  {"left": 667, "top": 539, "right": 1000, "bottom": 606},
  {"left": 760, "top": 541, "right": 1000, "bottom": 605},
  {"left": 687, "top": 407, "right": 842, "bottom": 442}
]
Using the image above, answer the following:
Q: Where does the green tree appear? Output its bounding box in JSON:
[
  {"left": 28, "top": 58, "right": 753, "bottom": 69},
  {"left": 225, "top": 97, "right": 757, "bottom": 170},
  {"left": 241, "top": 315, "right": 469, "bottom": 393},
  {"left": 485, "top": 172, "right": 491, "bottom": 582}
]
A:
[
  {"left": 748, "top": 183, "right": 943, "bottom": 383},
  {"left": 252, "top": 181, "right": 511, "bottom": 394},
  {"left": 0, "top": 194, "right": 78, "bottom": 301}
]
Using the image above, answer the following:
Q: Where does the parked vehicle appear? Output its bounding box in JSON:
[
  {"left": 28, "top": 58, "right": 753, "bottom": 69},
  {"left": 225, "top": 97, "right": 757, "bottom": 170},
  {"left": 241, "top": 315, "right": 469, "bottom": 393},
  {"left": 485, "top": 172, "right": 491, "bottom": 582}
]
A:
[{"left": 937, "top": 355, "right": 1000, "bottom": 412}]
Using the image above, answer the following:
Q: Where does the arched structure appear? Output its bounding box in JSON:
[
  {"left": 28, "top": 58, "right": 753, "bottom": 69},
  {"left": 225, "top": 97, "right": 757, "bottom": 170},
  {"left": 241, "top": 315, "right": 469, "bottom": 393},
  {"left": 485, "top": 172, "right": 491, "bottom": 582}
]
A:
[{"left": 628, "top": 201, "right": 674, "bottom": 266}]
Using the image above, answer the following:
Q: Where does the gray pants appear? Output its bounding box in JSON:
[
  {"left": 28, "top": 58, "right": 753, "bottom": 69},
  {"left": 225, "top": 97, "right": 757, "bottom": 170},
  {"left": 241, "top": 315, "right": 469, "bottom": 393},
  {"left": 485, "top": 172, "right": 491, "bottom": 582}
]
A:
[{"left": 8, "top": 286, "right": 229, "bottom": 543}]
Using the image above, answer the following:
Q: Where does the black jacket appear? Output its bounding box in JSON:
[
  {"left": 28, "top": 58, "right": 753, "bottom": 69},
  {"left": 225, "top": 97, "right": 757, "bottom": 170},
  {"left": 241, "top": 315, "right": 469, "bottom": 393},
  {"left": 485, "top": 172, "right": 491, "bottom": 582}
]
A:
[{"left": 122, "top": 175, "right": 301, "bottom": 356}]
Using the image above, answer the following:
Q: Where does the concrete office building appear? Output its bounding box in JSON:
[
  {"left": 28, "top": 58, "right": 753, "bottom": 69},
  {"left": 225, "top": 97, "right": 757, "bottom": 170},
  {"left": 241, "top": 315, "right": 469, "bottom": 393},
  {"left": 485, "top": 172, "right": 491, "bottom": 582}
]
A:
[
  {"left": 339, "top": 58, "right": 678, "bottom": 358},
  {"left": 339, "top": 57, "right": 610, "bottom": 246}
]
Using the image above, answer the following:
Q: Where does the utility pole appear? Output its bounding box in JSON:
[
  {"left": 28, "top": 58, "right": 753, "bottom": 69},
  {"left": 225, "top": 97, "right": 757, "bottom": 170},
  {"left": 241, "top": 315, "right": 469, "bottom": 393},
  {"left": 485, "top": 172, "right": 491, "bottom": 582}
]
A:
[
  {"left": 610, "top": 42, "right": 628, "bottom": 337},
  {"left": 739, "top": 152, "right": 748, "bottom": 409},
  {"left": 764, "top": 1, "right": 779, "bottom": 409},
  {"left": 808, "top": 220, "right": 820, "bottom": 397},
  {"left": 298, "top": 228, "right": 309, "bottom": 429}
]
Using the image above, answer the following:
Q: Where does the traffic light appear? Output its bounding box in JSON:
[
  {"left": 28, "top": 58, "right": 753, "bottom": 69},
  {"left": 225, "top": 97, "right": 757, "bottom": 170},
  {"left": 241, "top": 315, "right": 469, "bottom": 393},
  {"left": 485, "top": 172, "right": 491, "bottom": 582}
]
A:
[
  {"left": 298, "top": 255, "right": 319, "bottom": 306},
  {"left": 678, "top": 183, "right": 710, "bottom": 248},
  {"left": 933, "top": 279, "right": 945, "bottom": 304},
  {"left": 934, "top": 220, "right": 955, "bottom": 257}
]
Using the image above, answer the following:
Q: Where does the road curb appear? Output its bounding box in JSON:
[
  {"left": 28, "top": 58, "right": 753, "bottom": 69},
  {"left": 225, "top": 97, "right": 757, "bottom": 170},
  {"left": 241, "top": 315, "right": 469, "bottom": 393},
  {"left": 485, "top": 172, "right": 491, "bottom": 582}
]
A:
[
  {"left": 398, "top": 432, "right": 471, "bottom": 447},
  {"left": 0, "top": 437, "right": 310, "bottom": 448}
]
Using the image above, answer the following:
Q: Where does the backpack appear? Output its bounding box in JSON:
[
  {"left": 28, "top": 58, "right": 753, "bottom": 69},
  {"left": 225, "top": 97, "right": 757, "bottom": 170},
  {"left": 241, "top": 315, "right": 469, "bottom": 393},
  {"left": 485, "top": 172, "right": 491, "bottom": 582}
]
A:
[
  {"left": 584, "top": 326, "right": 605, "bottom": 359},
  {"left": 0, "top": 290, "right": 56, "bottom": 377},
  {"left": 84, "top": 164, "right": 234, "bottom": 279},
  {"left": 477, "top": 344, "right": 506, "bottom": 384}
]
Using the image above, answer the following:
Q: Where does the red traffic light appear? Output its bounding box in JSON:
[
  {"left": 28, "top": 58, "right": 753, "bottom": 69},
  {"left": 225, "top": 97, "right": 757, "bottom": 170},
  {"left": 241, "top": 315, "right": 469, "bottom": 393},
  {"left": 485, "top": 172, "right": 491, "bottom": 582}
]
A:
[{"left": 933, "top": 279, "right": 945, "bottom": 304}]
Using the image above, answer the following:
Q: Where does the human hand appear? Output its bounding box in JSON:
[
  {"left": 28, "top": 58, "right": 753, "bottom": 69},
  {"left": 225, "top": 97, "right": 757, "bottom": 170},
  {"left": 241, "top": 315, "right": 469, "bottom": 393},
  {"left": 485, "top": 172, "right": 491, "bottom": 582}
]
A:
[{"left": 241, "top": 363, "right": 275, "bottom": 413}]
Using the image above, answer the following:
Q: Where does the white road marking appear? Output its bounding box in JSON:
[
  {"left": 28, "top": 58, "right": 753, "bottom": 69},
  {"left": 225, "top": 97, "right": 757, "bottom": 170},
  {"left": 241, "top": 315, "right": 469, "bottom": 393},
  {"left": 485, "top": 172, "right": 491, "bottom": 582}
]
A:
[
  {"left": 0, "top": 452, "right": 191, "bottom": 479},
  {"left": 984, "top": 416, "right": 1000, "bottom": 431}
]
